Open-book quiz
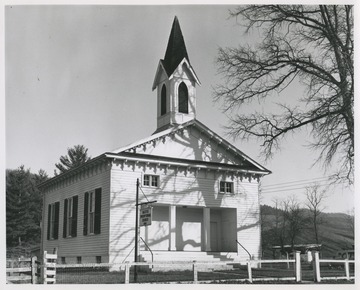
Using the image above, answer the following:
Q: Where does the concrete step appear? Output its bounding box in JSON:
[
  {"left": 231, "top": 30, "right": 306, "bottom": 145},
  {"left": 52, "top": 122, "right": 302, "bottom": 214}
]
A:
[
  {"left": 139, "top": 251, "right": 237, "bottom": 271},
  {"left": 140, "top": 251, "right": 235, "bottom": 261}
]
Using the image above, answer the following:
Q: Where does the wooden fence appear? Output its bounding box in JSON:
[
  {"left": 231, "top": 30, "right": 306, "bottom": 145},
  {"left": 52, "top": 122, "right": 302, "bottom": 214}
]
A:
[
  {"left": 312, "top": 251, "right": 355, "bottom": 282},
  {"left": 7, "top": 251, "right": 354, "bottom": 284},
  {"left": 43, "top": 251, "right": 58, "bottom": 284},
  {"left": 6, "top": 252, "right": 57, "bottom": 284},
  {"left": 6, "top": 257, "right": 40, "bottom": 284}
]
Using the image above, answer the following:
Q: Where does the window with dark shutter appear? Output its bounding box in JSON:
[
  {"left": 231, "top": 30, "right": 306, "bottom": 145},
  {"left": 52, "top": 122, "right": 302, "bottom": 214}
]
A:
[
  {"left": 53, "top": 202, "right": 60, "bottom": 240},
  {"left": 47, "top": 204, "right": 51, "bottom": 240},
  {"left": 84, "top": 189, "right": 101, "bottom": 236},
  {"left": 72, "top": 196, "right": 78, "bottom": 237},
  {"left": 178, "top": 82, "right": 188, "bottom": 114},
  {"left": 63, "top": 196, "right": 78, "bottom": 238},
  {"left": 161, "top": 85, "right": 167, "bottom": 116},
  {"left": 63, "top": 199, "right": 68, "bottom": 238},
  {"left": 83, "top": 192, "right": 89, "bottom": 236},
  {"left": 48, "top": 202, "right": 60, "bottom": 240},
  {"left": 94, "top": 188, "right": 102, "bottom": 234}
]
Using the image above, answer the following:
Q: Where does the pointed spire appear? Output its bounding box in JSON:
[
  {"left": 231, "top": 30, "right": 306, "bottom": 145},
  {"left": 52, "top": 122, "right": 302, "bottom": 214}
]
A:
[{"left": 162, "top": 16, "right": 190, "bottom": 76}]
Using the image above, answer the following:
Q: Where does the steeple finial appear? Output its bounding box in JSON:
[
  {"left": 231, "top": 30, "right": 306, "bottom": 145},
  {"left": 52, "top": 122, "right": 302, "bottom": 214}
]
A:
[{"left": 163, "top": 16, "right": 190, "bottom": 76}]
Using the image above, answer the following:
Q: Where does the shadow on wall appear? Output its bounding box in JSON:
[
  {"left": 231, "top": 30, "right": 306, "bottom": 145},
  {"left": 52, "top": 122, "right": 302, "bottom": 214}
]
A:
[{"left": 109, "top": 123, "right": 260, "bottom": 262}]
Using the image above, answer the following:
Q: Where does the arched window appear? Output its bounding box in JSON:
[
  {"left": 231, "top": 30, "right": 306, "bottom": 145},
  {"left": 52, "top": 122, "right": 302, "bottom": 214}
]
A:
[
  {"left": 161, "top": 85, "right": 166, "bottom": 116},
  {"left": 178, "top": 82, "right": 188, "bottom": 114}
]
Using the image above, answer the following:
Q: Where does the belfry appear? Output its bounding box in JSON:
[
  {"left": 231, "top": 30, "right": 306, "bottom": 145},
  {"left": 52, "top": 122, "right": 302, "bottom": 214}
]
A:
[{"left": 152, "top": 16, "right": 201, "bottom": 133}]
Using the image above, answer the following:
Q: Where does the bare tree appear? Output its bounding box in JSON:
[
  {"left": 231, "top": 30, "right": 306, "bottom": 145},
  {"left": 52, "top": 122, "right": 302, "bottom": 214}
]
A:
[
  {"left": 283, "top": 196, "right": 307, "bottom": 248},
  {"left": 305, "top": 183, "right": 327, "bottom": 244},
  {"left": 214, "top": 5, "right": 354, "bottom": 184}
]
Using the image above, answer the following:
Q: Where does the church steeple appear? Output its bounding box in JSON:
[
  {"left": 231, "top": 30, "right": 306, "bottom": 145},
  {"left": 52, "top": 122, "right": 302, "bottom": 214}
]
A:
[
  {"left": 152, "top": 17, "right": 200, "bottom": 133},
  {"left": 163, "top": 16, "right": 190, "bottom": 76}
]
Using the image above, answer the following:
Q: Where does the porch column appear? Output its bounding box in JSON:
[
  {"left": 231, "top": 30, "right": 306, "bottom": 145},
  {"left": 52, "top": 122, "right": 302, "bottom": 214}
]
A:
[
  {"left": 203, "top": 208, "right": 211, "bottom": 251},
  {"left": 169, "top": 205, "right": 176, "bottom": 251}
]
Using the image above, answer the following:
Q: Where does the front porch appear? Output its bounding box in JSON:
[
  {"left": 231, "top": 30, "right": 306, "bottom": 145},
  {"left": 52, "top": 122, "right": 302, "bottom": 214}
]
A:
[{"left": 139, "top": 205, "right": 238, "bottom": 253}]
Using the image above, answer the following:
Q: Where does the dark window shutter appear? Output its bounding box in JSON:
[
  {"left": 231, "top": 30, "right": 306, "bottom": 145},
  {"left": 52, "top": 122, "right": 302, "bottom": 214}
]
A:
[
  {"left": 94, "top": 188, "right": 102, "bottom": 234},
  {"left": 83, "top": 192, "right": 89, "bottom": 236},
  {"left": 63, "top": 199, "right": 68, "bottom": 238},
  {"left": 54, "top": 202, "right": 60, "bottom": 240},
  {"left": 178, "top": 82, "right": 188, "bottom": 114},
  {"left": 72, "top": 196, "right": 78, "bottom": 237},
  {"left": 47, "top": 204, "right": 51, "bottom": 240},
  {"left": 161, "top": 85, "right": 167, "bottom": 116}
]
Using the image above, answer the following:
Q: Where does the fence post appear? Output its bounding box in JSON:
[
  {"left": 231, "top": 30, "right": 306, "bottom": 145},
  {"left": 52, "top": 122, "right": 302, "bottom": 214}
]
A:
[
  {"left": 193, "top": 261, "right": 198, "bottom": 284},
  {"left": 124, "top": 262, "right": 130, "bottom": 284},
  {"left": 42, "top": 251, "right": 57, "bottom": 284},
  {"left": 42, "top": 251, "right": 47, "bottom": 284},
  {"left": 247, "top": 260, "right": 253, "bottom": 283},
  {"left": 31, "top": 256, "right": 38, "bottom": 284},
  {"left": 313, "top": 251, "right": 321, "bottom": 282},
  {"left": 286, "top": 252, "right": 290, "bottom": 269},
  {"left": 294, "top": 251, "right": 301, "bottom": 282},
  {"left": 344, "top": 260, "right": 350, "bottom": 280}
]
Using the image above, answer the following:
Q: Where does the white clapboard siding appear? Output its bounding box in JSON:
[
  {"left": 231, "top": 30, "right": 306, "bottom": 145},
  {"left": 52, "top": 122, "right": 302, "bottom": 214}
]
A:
[
  {"left": 134, "top": 126, "right": 245, "bottom": 166},
  {"left": 109, "top": 161, "right": 261, "bottom": 263},
  {"left": 43, "top": 167, "right": 111, "bottom": 262}
]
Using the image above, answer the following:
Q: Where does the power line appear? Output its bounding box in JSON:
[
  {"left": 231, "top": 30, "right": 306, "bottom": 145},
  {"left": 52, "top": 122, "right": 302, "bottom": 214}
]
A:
[
  {"left": 261, "top": 180, "right": 348, "bottom": 194},
  {"left": 261, "top": 175, "right": 339, "bottom": 189},
  {"left": 262, "top": 179, "right": 332, "bottom": 191}
]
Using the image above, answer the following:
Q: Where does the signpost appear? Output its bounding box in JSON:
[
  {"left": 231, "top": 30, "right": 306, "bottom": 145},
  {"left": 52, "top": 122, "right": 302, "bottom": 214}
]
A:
[{"left": 134, "top": 178, "right": 157, "bottom": 283}]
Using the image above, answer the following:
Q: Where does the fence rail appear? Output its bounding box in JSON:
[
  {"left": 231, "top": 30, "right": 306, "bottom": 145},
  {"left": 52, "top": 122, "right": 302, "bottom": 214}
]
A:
[
  {"left": 312, "top": 251, "right": 355, "bottom": 282},
  {"left": 6, "top": 251, "right": 355, "bottom": 284},
  {"left": 6, "top": 257, "right": 40, "bottom": 284}
]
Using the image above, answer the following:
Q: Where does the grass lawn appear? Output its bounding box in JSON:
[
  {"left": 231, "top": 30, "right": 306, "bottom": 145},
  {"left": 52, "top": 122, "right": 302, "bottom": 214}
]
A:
[{"left": 55, "top": 266, "right": 354, "bottom": 284}]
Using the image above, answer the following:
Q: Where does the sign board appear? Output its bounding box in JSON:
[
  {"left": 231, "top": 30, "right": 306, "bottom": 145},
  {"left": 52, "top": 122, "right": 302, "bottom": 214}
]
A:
[{"left": 140, "top": 206, "right": 152, "bottom": 227}]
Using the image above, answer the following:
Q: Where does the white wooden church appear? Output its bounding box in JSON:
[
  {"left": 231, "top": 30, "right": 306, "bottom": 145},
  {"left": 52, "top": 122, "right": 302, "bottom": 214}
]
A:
[{"left": 40, "top": 17, "right": 271, "bottom": 265}]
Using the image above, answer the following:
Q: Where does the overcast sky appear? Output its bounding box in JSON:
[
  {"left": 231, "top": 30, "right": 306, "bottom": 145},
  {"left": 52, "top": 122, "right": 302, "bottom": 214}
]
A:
[{"left": 4, "top": 4, "right": 354, "bottom": 213}]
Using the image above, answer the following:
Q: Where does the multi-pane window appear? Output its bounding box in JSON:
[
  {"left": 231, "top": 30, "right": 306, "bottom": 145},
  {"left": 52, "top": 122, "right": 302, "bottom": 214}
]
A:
[
  {"left": 220, "top": 181, "right": 233, "bottom": 194},
  {"left": 84, "top": 188, "right": 102, "bottom": 236},
  {"left": 143, "top": 175, "right": 159, "bottom": 187},
  {"left": 63, "top": 196, "right": 78, "bottom": 238},
  {"left": 47, "top": 202, "right": 59, "bottom": 240},
  {"left": 77, "top": 256, "right": 82, "bottom": 264}
]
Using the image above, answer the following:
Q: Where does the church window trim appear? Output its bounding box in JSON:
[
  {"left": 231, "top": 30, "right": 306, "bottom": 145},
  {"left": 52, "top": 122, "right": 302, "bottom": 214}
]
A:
[
  {"left": 143, "top": 174, "right": 160, "bottom": 188},
  {"left": 219, "top": 181, "right": 234, "bottom": 194},
  {"left": 161, "top": 84, "right": 167, "bottom": 116},
  {"left": 178, "top": 82, "right": 189, "bottom": 114}
]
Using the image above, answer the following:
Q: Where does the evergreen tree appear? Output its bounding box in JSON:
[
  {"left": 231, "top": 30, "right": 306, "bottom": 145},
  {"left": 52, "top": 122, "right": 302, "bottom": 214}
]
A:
[
  {"left": 55, "top": 145, "right": 91, "bottom": 175},
  {"left": 6, "top": 166, "right": 48, "bottom": 252}
]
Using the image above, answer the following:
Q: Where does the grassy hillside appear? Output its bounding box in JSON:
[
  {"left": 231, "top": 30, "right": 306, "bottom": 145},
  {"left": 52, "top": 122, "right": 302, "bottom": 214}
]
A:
[{"left": 260, "top": 205, "right": 354, "bottom": 258}]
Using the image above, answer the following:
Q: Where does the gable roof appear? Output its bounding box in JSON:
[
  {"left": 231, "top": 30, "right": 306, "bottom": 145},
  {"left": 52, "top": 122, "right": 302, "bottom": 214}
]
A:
[
  {"left": 111, "top": 119, "right": 271, "bottom": 174},
  {"left": 39, "top": 119, "right": 270, "bottom": 189}
]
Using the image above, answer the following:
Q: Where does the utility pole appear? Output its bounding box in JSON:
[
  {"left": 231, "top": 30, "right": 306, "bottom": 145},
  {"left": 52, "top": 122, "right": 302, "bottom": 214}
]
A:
[{"left": 134, "top": 178, "right": 139, "bottom": 282}]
